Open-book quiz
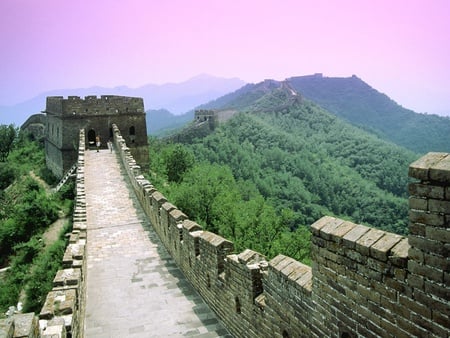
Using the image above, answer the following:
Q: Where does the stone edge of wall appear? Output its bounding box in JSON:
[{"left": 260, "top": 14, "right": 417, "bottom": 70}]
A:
[{"left": 37, "top": 129, "right": 87, "bottom": 338}]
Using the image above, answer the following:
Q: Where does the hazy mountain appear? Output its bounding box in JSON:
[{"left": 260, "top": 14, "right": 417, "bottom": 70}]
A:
[
  {"left": 0, "top": 74, "right": 245, "bottom": 126},
  {"left": 147, "top": 109, "right": 194, "bottom": 136}
]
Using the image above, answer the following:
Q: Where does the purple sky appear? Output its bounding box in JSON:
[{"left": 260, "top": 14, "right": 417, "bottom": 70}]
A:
[{"left": 1, "top": 0, "right": 449, "bottom": 115}]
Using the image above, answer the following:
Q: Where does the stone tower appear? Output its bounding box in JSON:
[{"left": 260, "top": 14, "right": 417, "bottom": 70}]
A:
[{"left": 44, "top": 95, "right": 149, "bottom": 178}]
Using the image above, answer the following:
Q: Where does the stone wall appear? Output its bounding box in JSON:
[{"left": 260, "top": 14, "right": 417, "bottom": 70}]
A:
[
  {"left": 113, "top": 124, "right": 449, "bottom": 338},
  {"left": 44, "top": 95, "right": 148, "bottom": 178},
  {"left": 39, "top": 129, "right": 88, "bottom": 338}
]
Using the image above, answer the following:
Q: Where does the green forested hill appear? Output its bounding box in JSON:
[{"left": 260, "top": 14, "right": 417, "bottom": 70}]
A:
[
  {"left": 149, "top": 85, "right": 420, "bottom": 265},
  {"left": 197, "top": 74, "right": 450, "bottom": 154},
  {"left": 191, "top": 88, "right": 417, "bottom": 233},
  {"left": 286, "top": 74, "right": 450, "bottom": 154}
]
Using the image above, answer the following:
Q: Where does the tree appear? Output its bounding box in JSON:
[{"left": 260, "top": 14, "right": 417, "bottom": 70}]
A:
[
  {"left": 163, "top": 144, "right": 194, "bottom": 183},
  {"left": 0, "top": 124, "right": 17, "bottom": 161}
]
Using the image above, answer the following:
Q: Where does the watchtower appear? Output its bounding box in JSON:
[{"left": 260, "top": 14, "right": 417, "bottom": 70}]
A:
[{"left": 44, "top": 95, "right": 149, "bottom": 178}]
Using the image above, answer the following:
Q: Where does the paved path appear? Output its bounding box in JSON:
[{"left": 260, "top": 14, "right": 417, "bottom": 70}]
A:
[{"left": 84, "top": 149, "right": 231, "bottom": 337}]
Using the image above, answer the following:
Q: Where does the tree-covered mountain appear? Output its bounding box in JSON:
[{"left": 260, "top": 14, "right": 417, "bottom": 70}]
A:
[
  {"left": 286, "top": 74, "right": 450, "bottom": 154},
  {"left": 196, "top": 74, "right": 450, "bottom": 155},
  {"left": 148, "top": 83, "right": 420, "bottom": 263}
]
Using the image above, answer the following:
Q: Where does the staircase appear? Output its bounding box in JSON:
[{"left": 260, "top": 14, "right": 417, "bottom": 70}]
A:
[{"left": 53, "top": 163, "right": 77, "bottom": 193}]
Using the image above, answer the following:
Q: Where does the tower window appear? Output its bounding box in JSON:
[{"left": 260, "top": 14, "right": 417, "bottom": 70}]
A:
[{"left": 129, "top": 126, "right": 136, "bottom": 143}]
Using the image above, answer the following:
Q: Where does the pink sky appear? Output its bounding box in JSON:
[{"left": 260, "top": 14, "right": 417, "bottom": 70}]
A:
[{"left": 1, "top": 0, "right": 449, "bottom": 115}]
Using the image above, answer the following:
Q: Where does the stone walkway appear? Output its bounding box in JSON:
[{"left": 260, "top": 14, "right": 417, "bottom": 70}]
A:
[{"left": 84, "top": 149, "right": 231, "bottom": 337}]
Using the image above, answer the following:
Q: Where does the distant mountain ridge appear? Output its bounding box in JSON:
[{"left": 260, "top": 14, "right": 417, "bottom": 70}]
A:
[
  {"left": 286, "top": 74, "right": 450, "bottom": 154},
  {"left": 0, "top": 74, "right": 245, "bottom": 126},
  {"left": 198, "top": 75, "right": 450, "bottom": 154}
]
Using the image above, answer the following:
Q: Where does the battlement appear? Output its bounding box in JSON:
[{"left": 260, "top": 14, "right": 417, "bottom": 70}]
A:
[
  {"left": 25, "top": 131, "right": 448, "bottom": 338},
  {"left": 112, "top": 124, "right": 450, "bottom": 338},
  {"left": 45, "top": 95, "right": 145, "bottom": 117}
]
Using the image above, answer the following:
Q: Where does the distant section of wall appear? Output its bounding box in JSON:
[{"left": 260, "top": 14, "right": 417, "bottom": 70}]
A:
[
  {"left": 113, "top": 123, "right": 450, "bottom": 338},
  {"left": 21, "top": 113, "right": 46, "bottom": 141}
]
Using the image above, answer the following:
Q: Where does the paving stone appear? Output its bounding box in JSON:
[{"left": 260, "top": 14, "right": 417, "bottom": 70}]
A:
[{"left": 84, "top": 150, "right": 230, "bottom": 337}]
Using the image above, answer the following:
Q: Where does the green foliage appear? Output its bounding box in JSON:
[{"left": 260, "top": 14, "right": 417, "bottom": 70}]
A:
[
  {"left": 148, "top": 89, "right": 420, "bottom": 265},
  {"left": 187, "top": 100, "right": 415, "bottom": 235},
  {"left": 13, "top": 236, "right": 44, "bottom": 265},
  {"left": 0, "top": 162, "right": 15, "bottom": 189},
  {"left": 0, "top": 136, "right": 73, "bottom": 315},
  {"left": 164, "top": 144, "right": 194, "bottom": 183},
  {"left": 0, "top": 124, "right": 17, "bottom": 161},
  {"left": 22, "top": 235, "right": 67, "bottom": 313},
  {"left": 0, "top": 178, "right": 58, "bottom": 265},
  {"left": 39, "top": 166, "right": 59, "bottom": 186},
  {"left": 150, "top": 158, "right": 311, "bottom": 262},
  {"left": 287, "top": 75, "right": 450, "bottom": 154},
  {"left": 57, "top": 180, "right": 76, "bottom": 201},
  {"left": 6, "top": 133, "right": 45, "bottom": 175}
]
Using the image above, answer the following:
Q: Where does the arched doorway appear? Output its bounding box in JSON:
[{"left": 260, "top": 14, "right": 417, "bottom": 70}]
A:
[{"left": 87, "top": 129, "right": 96, "bottom": 149}]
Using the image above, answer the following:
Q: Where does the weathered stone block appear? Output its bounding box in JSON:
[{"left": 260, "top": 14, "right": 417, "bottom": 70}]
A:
[
  {"left": 409, "top": 182, "right": 445, "bottom": 199},
  {"left": 426, "top": 226, "right": 450, "bottom": 243},
  {"left": 0, "top": 318, "right": 14, "bottom": 338},
  {"left": 408, "top": 273, "right": 425, "bottom": 290},
  {"left": 370, "top": 233, "right": 403, "bottom": 261},
  {"left": 408, "top": 222, "right": 426, "bottom": 236},
  {"left": 408, "top": 152, "right": 449, "bottom": 181},
  {"left": 39, "top": 289, "right": 77, "bottom": 320},
  {"left": 388, "top": 238, "right": 409, "bottom": 267},
  {"left": 355, "top": 228, "right": 385, "bottom": 256},
  {"left": 429, "top": 199, "right": 450, "bottom": 214},
  {"left": 329, "top": 221, "right": 356, "bottom": 242},
  {"left": 408, "top": 246, "right": 424, "bottom": 263},
  {"left": 318, "top": 218, "right": 345, "bottom": 240},
  {"left": 53, "top": 268, "right": 81, "bottom": 288},
  {"left": 409, "top": 235, "right": 448, "bottom": 256},
  {"left": 40, "top": 317, "right": 66, "bottom": 338},
  {"left": 409, "top": 209, "right": 444, "bottom": 226},
  {"left": 12, "top": 313, "right": 38, "bottom": 338},
  {"left": 408, "top": 260, "right": 443, "bottom": 283},
  {"left": 408, "top": 196, "right": 428, "bottom": 210}
]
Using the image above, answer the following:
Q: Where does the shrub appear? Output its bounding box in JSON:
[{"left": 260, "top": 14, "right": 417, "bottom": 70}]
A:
[
  {"left": 39, "top": 167, "right": 58, "bottom": 186},
  {"left": 0, "top": 162, "right": 15, "bottom": 190}
]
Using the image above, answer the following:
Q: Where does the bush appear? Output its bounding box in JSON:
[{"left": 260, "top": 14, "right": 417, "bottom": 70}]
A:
[
  {"left": 39, "top": 167, "right": 58, "bottom": 186},
  {"left": 22, "top": 222, "right": 69, "bottom": 313},
  {"left": 13, "top": 236, "right": 43, "bottom": 265},
  {"left": 0, "top": 162, "right": 15, "bottom": 190},
  {"left": 57, "top": 180, "right": 75, "bottom": 201}
]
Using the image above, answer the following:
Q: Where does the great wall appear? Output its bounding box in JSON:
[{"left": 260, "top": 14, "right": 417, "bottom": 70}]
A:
[{"left": 1, "top": 107, "right": 449, "bottom": 337}]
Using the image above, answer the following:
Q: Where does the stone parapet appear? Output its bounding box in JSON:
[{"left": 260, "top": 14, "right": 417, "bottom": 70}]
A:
[
  {"left": 112, "top": 127, "right": 450, "bottom": 338},
  {"left": 38, "top": 129, "right": 88, "bottom": 338}
]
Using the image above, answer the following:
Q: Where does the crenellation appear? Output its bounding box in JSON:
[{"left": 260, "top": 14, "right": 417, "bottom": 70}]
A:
[
  {"left": 408, "top": 152, "right": 449, "bottom": 181},
  {"left": 70, "top": 128, "right": 448, "bottom": 338}
]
